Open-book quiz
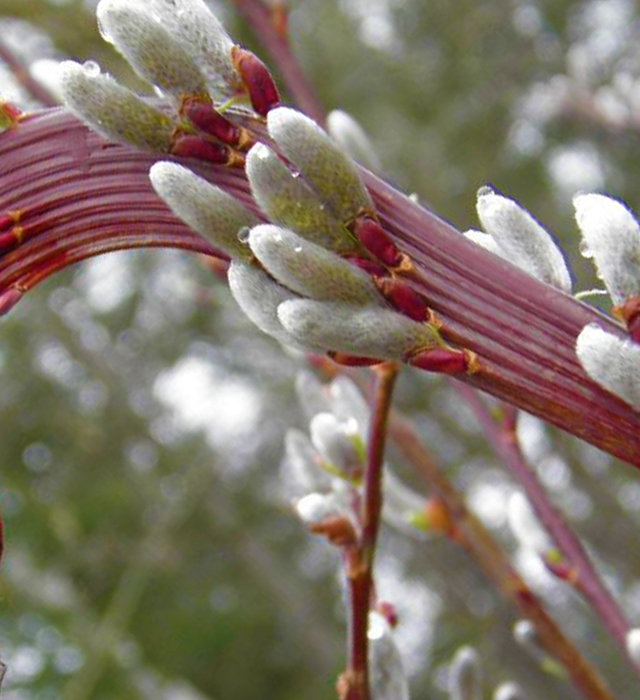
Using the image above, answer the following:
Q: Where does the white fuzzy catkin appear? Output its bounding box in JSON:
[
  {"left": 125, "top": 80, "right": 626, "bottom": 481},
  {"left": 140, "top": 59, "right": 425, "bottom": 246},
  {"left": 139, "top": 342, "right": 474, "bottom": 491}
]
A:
[
  {"left": 326, "top": 109, "right": 382, "bottom": 174},
  {"left": 150, "top": 162, "right": 257, "bottom": 261},
  {"left": 144, "top": 0, "right": 237, "bottom": 95},
  {"left": 575, "top": 324, "right": 640, "bottom": 410},
  {"left": 59, "top": 61, "right": 175, "bottom": 152},
  {"left": 462, "top": 229, "right": 507, "bottom": 258},
  {"left": 227, "top": 261, "right": 306, "bottom": 348},
  {"left": 309, "top": 413, "right": 363, "bottom": 476},
  {"left": 267, "top": 107, "right": 374, "bottom": 224},
  {"left": 476, "top": 187, "right": 572, "bottom": 292},
  {"left": 97, "top": 0, "right": 209, "bottom": 98},
  {"left": 245, "top": 143, "right": 356, "bottom": 253},
  {"left": 277, "top": 300, "right": 439, "bottom": 359},
  {"left": 573, "top": 193, "right": 640, "bottom": 304},
  {"left": 247, "top": 224, "right": 381, "bottom": 304}
]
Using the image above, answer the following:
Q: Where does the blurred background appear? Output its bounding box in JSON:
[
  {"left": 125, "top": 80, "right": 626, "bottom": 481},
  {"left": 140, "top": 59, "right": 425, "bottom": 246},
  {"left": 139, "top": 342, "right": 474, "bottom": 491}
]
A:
[{"left": 1, "top": 0, "right": 640, "bottom": 698}]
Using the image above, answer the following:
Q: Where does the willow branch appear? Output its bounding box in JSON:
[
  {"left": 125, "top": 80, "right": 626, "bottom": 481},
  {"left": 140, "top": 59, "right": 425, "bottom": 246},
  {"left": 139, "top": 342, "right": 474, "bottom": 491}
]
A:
[
  {"left": 387, "top": 410, "right": 618, "bottom": 700},
  {"left": 454, "top": 382, "right": 635, "bottom": 675},
  {"left": 1, "top": 109, "right": 640, "bottom": 469}
]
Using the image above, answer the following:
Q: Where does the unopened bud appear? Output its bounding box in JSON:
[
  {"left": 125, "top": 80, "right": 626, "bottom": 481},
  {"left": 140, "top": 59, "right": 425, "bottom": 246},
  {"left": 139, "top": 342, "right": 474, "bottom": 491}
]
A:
[
  {"left": 277, "top": 300, "right": 440, "bottom": 360},
  {"left": 326, "top": 109, "right": 382, "bottom": 174},
  {"left": 284, "top": 429, "right": 334, "bottom": 495},
  {"left": 448, "top": 646, "right": 481, "bottom": 700},
  {"left": 230, "top": 45, "right": 280, "bottom": 116},
  {"left": 351, "top": 217, "right": 405, "bottom": 269},
  {"left": 180, "top": 96, "right": 252, "bottom": 149},
  {"left": 149, "top": 161, "right": 257, "bottom": 260},
  {"left": 574, "top": 193, "right": 640, "bottom": 304},
  {"left": 248, "top": 225, "right": 381, "bottom": 304},
  {"left": 97, "top": 0, "right": 209, "bottom": 98},
  {"left": 245, "top": 143, "right": 357, "bottom": 253},
  {"left": 575, "top": 323, "right": 640, "bottom": 410},
  {"left": 267, "top": 107, "right": 374, "bottom": 224},
  {"left": 309, "top": 413, "right": 364, "bottom": 479},
  {"left": 59, "top": 61, "right": 176, "bottom": 152},
  {"left": 476, "top": 187, "right": 572, "bottom": 292},
  {"left": 295, "top": 492, "right": 356, "bottom": 545}
]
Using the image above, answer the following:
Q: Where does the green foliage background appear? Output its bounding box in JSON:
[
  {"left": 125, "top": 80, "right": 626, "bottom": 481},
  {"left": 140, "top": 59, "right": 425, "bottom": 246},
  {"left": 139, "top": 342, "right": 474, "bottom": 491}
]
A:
[{"left": 2, "top": 1, "right": 640, "bottom": 699}]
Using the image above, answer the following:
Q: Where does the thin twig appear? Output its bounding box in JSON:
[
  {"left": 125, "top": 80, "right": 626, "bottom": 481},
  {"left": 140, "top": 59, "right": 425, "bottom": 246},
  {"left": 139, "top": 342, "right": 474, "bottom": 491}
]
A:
[
  {"left": 0, "top": 37, "right": 59, "bottom": 108},
  {"left": 230, "top": 0, "right": 326, "bottom": 123},
  {"left": 341, "top": 362, "right": 399, "bottom": 700},
  {"left": 387, "top": 409, "right": 619, "bottom": 700},
  {"left": 454, "top": 381, "right": 636, "bottom": 678}
]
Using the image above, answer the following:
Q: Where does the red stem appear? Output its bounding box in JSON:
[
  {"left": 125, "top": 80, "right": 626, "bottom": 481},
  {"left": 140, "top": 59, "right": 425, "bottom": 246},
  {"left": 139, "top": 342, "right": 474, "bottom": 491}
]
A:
[
  {"left": 343, "top": 362, "right": 399, "bottom": 700},
  {"left": 1, "top": 109, "right": 640, "bottom": 470},
  {"left": 456, "top": 382, "right": 635, "bottom": 674}
]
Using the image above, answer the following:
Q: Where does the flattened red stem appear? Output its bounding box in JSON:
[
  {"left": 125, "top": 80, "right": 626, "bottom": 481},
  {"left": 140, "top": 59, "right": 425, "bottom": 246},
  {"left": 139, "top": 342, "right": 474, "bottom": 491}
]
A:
[
  {"left": 230, "top": 45, "right": 280, "bottom": 117},
  {"left": 180, "top": 96, "right": 254, "bottom": 150}
]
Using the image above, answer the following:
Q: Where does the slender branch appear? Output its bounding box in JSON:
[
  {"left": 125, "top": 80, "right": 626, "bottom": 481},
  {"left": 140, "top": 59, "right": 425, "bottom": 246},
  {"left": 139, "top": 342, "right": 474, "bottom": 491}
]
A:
[
  {"left": 387, "top": 410, "right": 619, "bottom": 700},
  {"left": 341, "top": 362, "right": 399, "bottom": 700},
  {"left": 0, "top": 37, "right": 59, "bottom": 108},
  {"left": 454, "top": 382, "right": 636, "bottom": 675},
  {"left": 231, "top": 0, "right": 326, "bottom": 124}
]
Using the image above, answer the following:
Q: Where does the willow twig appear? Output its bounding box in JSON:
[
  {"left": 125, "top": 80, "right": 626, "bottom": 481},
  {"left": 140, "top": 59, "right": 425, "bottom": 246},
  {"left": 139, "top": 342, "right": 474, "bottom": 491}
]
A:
[
  {"left": 340, "top": 362, "right": 399, "bottom": 700},
  {"left": 388, "top": 409, "right": 618, "bottom": 700},
  {"left": 454, "top": 381, "right": 636, "bottom": 678}
]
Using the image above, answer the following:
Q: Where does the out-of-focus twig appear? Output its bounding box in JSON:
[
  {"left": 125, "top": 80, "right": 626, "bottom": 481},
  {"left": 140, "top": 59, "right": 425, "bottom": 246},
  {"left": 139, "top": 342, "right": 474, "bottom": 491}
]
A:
[
  {"left": 0, "top": 37, "right": 58, "bottom": 108},
  {"left": 387, "top": 409, "right": 618, "bottom": 700},
  {"left": 454, "top": 381, "right": 637, "bottom": 680},
  {"left": 340, "top": 362, "right": 399, "bottom": 700}
]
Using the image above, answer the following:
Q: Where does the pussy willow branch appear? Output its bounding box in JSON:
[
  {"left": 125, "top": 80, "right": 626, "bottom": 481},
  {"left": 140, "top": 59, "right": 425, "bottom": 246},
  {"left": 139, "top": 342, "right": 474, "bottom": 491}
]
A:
[
  {"left": 231, "top": 0, "right": 326, "bottom": 124},
  {"left": 341, "top": 362, "right": 399, "bottom": 700},
  {"left": 386, "top": 410, "right": 618, "bottom": 700},
  {"left": 455, "top": 382, "right": 635, "bottom": 676},
  {"left": 1, "top": 109, "right": 640, "bottom": 469}
]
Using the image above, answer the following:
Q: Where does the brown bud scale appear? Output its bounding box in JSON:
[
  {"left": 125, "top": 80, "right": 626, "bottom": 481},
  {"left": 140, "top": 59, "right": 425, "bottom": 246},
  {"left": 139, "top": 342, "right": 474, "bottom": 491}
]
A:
[{"left": 180, "top": 96, "right": 252, "bottom": 150}]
